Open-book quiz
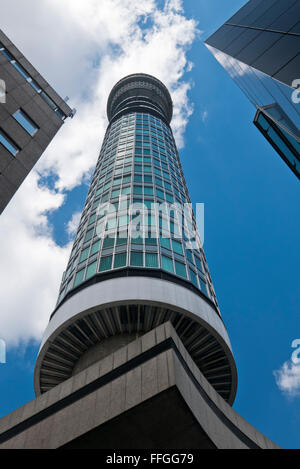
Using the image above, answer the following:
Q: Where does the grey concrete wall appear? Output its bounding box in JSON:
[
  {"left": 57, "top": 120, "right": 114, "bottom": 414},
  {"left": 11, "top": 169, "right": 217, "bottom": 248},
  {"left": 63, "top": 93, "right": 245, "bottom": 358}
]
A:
[{"left": 73, "top": 333, "right": 140, "bottom": 375}]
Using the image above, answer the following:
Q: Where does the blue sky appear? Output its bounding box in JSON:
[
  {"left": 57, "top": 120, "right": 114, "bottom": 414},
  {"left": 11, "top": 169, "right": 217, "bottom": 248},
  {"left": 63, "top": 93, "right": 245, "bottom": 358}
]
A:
[{"left": 0, "top": 0, "right": 299, "bottom": 449}]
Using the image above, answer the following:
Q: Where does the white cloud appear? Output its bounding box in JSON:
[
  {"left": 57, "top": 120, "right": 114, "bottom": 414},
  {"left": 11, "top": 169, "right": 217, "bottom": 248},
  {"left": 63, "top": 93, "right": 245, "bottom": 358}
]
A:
[
  {"left": 66, "top": 212, "right": 82, "bottom": 239},
  {"left": 0, "top": 0, "right": 199, "bottom": 346},
  {"left": 201, "top": 110, "right": 208, "bottom": 123},
  {"left": 274, "top": 361, "right": 300, "bottom": 398},
  {"left": 0, "top": 173, "right": 71, "bottom": 346}
]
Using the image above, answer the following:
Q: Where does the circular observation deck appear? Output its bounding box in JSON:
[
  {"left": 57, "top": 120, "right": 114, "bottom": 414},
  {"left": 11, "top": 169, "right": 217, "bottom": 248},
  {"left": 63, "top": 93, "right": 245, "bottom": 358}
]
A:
[
  {"left": 107, "top": 73, "right": 173, "bottom": 124},
  {"left": 34, "top": 277, "right": 237, "bottom": 404}
]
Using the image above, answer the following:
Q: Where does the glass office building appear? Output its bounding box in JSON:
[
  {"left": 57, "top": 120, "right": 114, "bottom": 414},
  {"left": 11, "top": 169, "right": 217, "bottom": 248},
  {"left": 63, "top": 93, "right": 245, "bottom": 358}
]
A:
[
  {"left": 34, "top": 74, "right": 237, "bottom": 405},
  {"left": 205, "top": 0, "right": 300, "bottom": 178}
]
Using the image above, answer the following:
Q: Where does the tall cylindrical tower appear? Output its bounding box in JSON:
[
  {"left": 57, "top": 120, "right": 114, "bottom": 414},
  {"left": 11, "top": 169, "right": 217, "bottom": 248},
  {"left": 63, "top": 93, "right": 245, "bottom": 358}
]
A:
[{"left": 34, "top": 74, "right": 237, "bottom": 404}]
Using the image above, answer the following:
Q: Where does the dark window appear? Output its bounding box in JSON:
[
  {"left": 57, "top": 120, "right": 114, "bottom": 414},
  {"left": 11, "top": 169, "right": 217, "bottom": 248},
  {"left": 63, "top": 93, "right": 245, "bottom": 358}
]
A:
[
  {"left": 252, "top": 34, "right": 300, "bottom": 77},
  {"left": 274, "top": 53, "right": 300, "bottom": 86},
  {"left": 224, "top": 28, "right": 261, "bottom": 57},
  {"left": 253, "top": 0, "right": 297, "bottom": 29},
  {"left": 0, "top": 129, "right": 19, "bottom": 156},
  {"left": 237, "top": 0, "right": 278, "bottom": 28},
  {"left": 237, "top": 31, "right": 283, "bottom": 66},
  {"left": 205, "top": 25, "right": 242, "bottom": 51},
  {"left": 13, "top": 109, "right": 38, "bottom": 136},
  {"left": 226, "top": 0, "right": 263, "bottom": 25},
  {"left": 289, "top": 20, "right": 300, "bottom": 34},
  {"left": 270, "top": 2, "right": 300, "bottom": 32}
]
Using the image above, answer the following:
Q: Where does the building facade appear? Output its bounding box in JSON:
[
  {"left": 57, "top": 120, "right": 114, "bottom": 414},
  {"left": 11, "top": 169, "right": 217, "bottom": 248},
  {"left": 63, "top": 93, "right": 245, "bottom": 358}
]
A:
[
  {"left": 0, "top": 29, "right": 74, "bottom": 214},
  {"left": 205, "top": 0, "right": 300, "bottom": 178}
]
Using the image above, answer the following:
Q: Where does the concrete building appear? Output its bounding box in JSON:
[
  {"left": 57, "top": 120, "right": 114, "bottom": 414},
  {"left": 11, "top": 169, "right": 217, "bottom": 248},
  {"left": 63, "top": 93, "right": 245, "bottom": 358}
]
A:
[
  {"left": 0, "top": 73, "right": 279, "bottom": 449},
  {"left": 0, "top": 323, "right": 279, "bottom": 449},
  {"left": 205, "top": 0, "right": 300, "bottom": 179},
  {"left": 0, "top": 29, "right": 74, "bottom": 214}
]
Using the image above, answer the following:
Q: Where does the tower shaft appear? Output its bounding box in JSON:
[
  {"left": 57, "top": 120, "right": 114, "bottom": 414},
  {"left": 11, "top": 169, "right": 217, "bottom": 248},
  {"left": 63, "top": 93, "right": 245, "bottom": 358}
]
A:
[{"left": 34, "top": 74, "right": 237, "bottom": 404}]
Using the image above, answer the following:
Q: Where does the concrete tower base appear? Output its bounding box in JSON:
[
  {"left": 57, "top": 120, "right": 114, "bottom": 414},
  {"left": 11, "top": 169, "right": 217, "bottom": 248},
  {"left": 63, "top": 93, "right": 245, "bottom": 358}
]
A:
[{"left": 0, "top": 323, "right": 279, "bottom": 449}]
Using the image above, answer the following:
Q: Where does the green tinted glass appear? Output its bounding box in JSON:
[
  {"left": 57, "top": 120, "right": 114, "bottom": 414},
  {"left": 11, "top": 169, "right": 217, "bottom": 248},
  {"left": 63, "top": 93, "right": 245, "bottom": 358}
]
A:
[
  {"left": 86, "top": 261, "right": 97, "bottom": 279},
  {"left": 130, "top": 252, "right": 143, "bottom": 267},
  {"left": 99, "top": 256, "right": 112, "bottom": 272},
  {"left": 146, "top": 253, "right": 158, "bottom": 268},
  {"left": 162, "top": 255, "right": 173, "bottom": 273},
  {"left": 114, "top": 252, "right": 127, "bottom": 268}
]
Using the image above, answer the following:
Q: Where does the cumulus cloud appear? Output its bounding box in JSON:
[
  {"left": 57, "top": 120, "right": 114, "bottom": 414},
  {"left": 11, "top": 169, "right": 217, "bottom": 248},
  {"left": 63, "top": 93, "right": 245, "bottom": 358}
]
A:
[
  {"left": 0, "top": 173, "right": 71, "bottom": 345},
  {"left": 36, "top": 0, "right": 199, "bottom": 191},
  {"left": 66, "top": 212, "right": 82, "bottom": 240},
  {"left": 0, "top": 0, "right": 199, "bottom": 346},
  {"left": 274, "top": 361, "right": 300, "bottom": 398}
]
